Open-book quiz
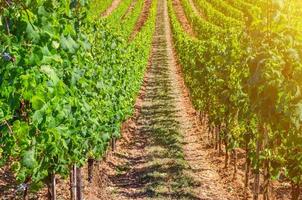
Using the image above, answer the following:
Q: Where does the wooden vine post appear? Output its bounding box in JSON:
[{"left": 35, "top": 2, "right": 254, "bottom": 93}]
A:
[
  {"left": 218, "top": 124, "right": 222, "bottom": 155},
  {"left": 199, "top": 111, "right": 203, "bottom": 124},
  {"left": 88, "top": 159, "right": 94, "bottom": 183},
  {"left": 111, "top": 138, "right": 116, "bottom": 152},
  {"left": 224, "top": 119, "right": 229, "bottom": 169},
  {"left": 211, "top": 123, "right": 215, "bottom": 146},
  {"left": 23, "top": 185, "right": 28, "bottom": 200},
  {"left": 232, "top": 110, "right": 239, "bottom": 179},
  {"left": 232, "top": 149, "right": 237, "bottom": 180},
  {"left": 245, "top": 133, "right": 251, "bottom": 188},
  {"left": 22, "top": 177, "right": 31, "bottom": 200},
  {"left": 245, "top": 139, "right": 251, "bottom": 200},
  {"left": 76, "top": 167, "right": 83, "bottom": 200},
  {"left": 253, "top": 138, "right": 260, "bottom": 200},
  {"left": 70, "top": 165, "right": 77, "bottom": 200},
  {"left": 47, "top": 174, "right": 56, "bottom": 200},
  {"left": 253, "top": 124, "right": 263, "bottom": 200},
  {"left": 215, "top": 125, "right": 218, "bottom": 150},
  {"left": 207, "top": 124, "right": 211, "bottom": 145},
  {"left": 262, "top": 1, "right": 271, "bottom": 199},
  {"left": 263, "top": 125, "right": 270, "bottom": 200}
]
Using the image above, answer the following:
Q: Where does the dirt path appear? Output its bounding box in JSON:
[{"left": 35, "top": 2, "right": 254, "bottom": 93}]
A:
[
  {"left": 107, "top": 1, "right": 194, "bottom": 198},
  {"left": 101, "top": 0, "right": 122, "bottom": 17},
  {"left": 172, "top": 0, "right": 196, "bottom": 37},
  {"left": 164, "top": 0, "right": 233, "bottom": 199},
  {"left": 188, "top": 0, "right": 205, "bottom": 18},
  {"left": 105, "top": 0, "right": 235, "bottom": 199},
  {"left": 129, "top": 0, "right": 153, "bottom": 40},
  {"left": 122, "top": 0, "right": 138, "bottom": 20}
]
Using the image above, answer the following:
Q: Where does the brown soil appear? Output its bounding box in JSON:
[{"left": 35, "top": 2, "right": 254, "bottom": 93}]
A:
[
  {"left": 188, "top": 0, "right": 205, "bottom": 18},
  {"left": 172, "top": 0, "right": 196, "bottom": 37},
  {"left": 205, "top": 142, "right": 294, "bottom": 200},
  {"left": 168, "top": 0, "right": 295, "bottom": 200},
  {"left": 0, "top": 0, "right": 298, "bottom": 199},
  {"left": 165, "top": 0, "right": 234, "bottom": 198},
  {"left": 0, "top": 162, "right": 111, "bottom": 200},
  {"left": 103, "top": 0, "right": 237, "bottom": 199},
  {"left": 129, "top": 0, "right": 153, "bottom": 40},
  {"left": 101, "top": 0, "right": 122, "bottom": 18},
  {"left": 0, "top": 165, "right": 17, "bottom": 199},
  {"left": 122, "top": 0, "right": 138, "bottom": 20}
]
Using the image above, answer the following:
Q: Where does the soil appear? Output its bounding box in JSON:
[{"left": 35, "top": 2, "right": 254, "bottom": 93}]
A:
[
  {"left": 204, "top": 146, "right": 295, "bottom": 200},
  {"left": 0, "top": 0, "right": 298, "bottom": 200},
  {"left": 172, "top": 0, "right": 196, "bottom": 37},
  {"left": 122, "top": 0, "right": 138, "bottom": 20},
  {"left": 168, "top": 1, "right": 296, "bottom": 200},
  {"left": 188, "top": 0, "right": 205, "bottom": 18},
  {"left": 101, "top": 0, "right": 122, "bottom": 17},
  {"left": 104, "top": 0, "right": 236, "bottom": 199},
  {"left": 0, "top": 165, "right": 17, "bottom": 199},
  {"left": 129, "top": 0, "right": 153, "bottom": 40}
]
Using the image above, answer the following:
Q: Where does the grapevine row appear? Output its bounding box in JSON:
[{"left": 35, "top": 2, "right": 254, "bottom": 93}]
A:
[
  {"left": 90, "top": 0, "right": 114, "bottom": 17},
  {"left": 0, "top": 0, "right": 157, "bottom": 198},
  {"left": 170, "top": 0, "right": 302, "bottom": 199},
  {"left": 192, "top": 0, "right": 243, "bottom": 29},
  {"left": 205, "top": 0, "right": 243, "bottom": 20},
  {"left": 180, "top": 0, "right": 222, "bottom": 38}
]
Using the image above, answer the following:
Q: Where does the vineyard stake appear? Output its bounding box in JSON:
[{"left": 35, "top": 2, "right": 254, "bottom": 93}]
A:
[
  {"left": 211, "top": 124, "right": 215, "bottom": 146},
  {"left": 215, "top": 126, "right": 218, "bottom": 150},
  {"left": 76, "top": 167, "right": 83, "bottom": 200},
  {"left": 22, "top": 177, "right": 30, "bottom": 200},
  {"left": 111, "top": 138, "right": 116, "bottom": 152},
  {"left": 70, "top": 165, "right": 77, "bottom": 200},
  {"left": 47, "top": 174, "right": 56, "bottom": 200},
  {"left": 218, "top": 124, "right": 222, "bottom": 155},
  {"left": 245, "top": 138, "right": 251, "bottom": 188},
  {"left": 253, "top": 127, "right": 262, "bottom": 200},
  {"left": 23, "top": 187, "right": 28, "bottom": 200},
  {"left": 199, "top": 111, "right": 202, "bottom": 124},
  {"left": 263, "top": 126, "right": 270, "bottom": 200},
  {"left": 88, "top": 159, "right": 94, "bottom": 183},
  {"left": 232, "top": 149, "right": 237, "bottom": 180},
  {"left": 224, "top": 133, "right": 229, "bottom": 169}
]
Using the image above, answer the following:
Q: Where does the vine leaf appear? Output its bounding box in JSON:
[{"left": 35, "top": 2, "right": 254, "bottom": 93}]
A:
[
  {"left": 22, "top": 150, "right": 37, "bottom": 169},
  {"left": 40, "top": 65, "right": 59, "bottom": 85}
]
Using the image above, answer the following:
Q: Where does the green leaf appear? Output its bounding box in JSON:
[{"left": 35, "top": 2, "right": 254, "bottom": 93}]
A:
[
  {"left": 22, "top": 150, "right": 37, "bottom": 169},
  {"left": 0, "top": 108, "right": 4, "bottom": 120},
  {"left": 33, "top": 110, "right": 44, "bottom": 125},
  {"left": 31, "top": 96, "right": 45, "bottom": 110},
  {"left": 60, "top": 35, "right": 79, "bottom": 53},
  {"left": 101, "top": 133, "right": 110, "bottom": 142},
  {"left": 40, "top": 65, "right": 59, "bottom": 85},
  {"left": 26, "top": 23, "right": 40, "bottom": 42},
  {"left": 52, "top": 41, "right": 60, "bottom": 49}
]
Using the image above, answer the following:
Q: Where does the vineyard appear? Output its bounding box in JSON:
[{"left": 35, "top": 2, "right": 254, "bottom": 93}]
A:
[{"left": 0, "top": 0, "right": 301, "bottom": 200}]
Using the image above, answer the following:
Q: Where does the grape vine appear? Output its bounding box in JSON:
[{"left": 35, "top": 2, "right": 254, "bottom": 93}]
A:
[
  {"left": 0, "top": 0, "right": 156, "bottom": 198},
  {"left": 169, "top": 0, "right": 302, "bottom": 199}
]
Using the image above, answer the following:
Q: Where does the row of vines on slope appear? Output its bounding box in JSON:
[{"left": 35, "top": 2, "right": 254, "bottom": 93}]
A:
[
  {"left": 89, "top": 0, "right": 113, "bottom": 17},
  {"left": 0, "top": 0, "right": 156, "bottom": 199},
  {"left": 170, "top": 0, "right": 302, "bottom": 199}
]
